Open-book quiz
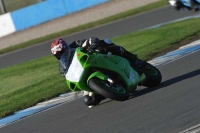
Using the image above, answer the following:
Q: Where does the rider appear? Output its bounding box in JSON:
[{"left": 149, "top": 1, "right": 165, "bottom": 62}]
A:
[
  {"left": 172, "top": 0, "right": 200, "bottom": 11},
  {"left": 51, "top": 37, "right": 147, "bottom": 107}
]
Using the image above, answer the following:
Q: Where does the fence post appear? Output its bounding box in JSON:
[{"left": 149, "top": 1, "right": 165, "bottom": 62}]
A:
[{"left": 0, "top": 0, "right": 6, "bottom": 14}]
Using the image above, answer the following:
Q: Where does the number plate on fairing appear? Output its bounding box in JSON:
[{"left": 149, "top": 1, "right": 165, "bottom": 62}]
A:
[{"left": 65, "top": 52, "right": 84, "bottom": 82}]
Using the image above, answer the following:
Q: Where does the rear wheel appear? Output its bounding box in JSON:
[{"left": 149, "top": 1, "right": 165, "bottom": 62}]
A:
[
  {"left": 142, "top": 63, "right": 162, "bottom": 87},
  {"left": 88, "top": 77, "right": 129, "bottom": 101},
  {"left": 192, "top": 8, "right": 199, "bottom": 12}
]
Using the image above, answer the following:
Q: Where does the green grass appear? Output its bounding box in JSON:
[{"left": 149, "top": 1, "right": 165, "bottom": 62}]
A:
[
  {"left": 0, "top": 56, "right": 69, "bottom": 117},
  {"left": 0, "top": 0, "right": 169, "bottom": 55},
  {"left": 112, "top": 17, "right": 200, "bottom": 60},
  {"left": 1, "top": 17, "right": 200, "bottom": 118}
]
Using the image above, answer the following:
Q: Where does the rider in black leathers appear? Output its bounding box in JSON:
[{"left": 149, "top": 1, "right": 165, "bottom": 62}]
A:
[
  {"left": 172, "top": 0, "right": 200, "bottom": 11},
  {"left": 51, "top": 37, "right": 147, "bottom": 107}
]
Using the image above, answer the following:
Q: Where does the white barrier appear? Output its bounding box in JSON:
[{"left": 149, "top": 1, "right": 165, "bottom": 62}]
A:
[{"left": 0, "top": 13, "right": 16, "bottom": 37}]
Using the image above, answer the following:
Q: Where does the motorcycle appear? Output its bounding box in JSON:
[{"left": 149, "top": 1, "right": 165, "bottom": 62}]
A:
[
  {"left": 60, "top": 47, "right": 162, "bottom": 101},
  {"left": 168, "top": 0, "right": 200, "bottom": 11}
]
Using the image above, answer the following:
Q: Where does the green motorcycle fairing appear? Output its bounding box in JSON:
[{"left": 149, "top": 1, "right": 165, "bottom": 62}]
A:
[{"left": 59, "top": 48, "right": 146, "bottom": 93}]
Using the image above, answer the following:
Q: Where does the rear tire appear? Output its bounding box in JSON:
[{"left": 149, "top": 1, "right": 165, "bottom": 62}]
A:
[
  {"left": 142, "top": 63, "right": 162, "bottom": 87},
  {"left": 88, "top": 77, "right": 129, "bottom": 101},
  {"left": 192, "top": 8, "right": 199, "bottom": 12}
]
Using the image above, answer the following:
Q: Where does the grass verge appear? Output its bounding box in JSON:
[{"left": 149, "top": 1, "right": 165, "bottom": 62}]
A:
[
  {"left": 0, "top": 0, "right": 169, "bottom": 55},
  {"left": 1, "top": 17, "right": 200, "bottom": 118}
]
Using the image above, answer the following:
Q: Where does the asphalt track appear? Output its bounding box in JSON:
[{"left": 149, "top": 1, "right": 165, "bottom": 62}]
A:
[{"left": 1, "top": 6, "right": 200, "bottom": 133}]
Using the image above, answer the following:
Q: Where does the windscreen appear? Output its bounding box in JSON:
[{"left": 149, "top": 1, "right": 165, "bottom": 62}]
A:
[{"left": 59, "top": 48, "right": 75, "bottom": 74}]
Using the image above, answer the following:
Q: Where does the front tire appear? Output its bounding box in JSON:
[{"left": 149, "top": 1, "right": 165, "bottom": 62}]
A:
[
  {"left": 88, "top": 77, "right": 129, "bottom": 101},
  {"left": 142, "top": 63, "right": 162, "bottom": 87}
]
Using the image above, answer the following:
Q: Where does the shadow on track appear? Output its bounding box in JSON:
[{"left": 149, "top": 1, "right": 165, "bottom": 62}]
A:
[{"left": 129, "top": 69, "right": 200, "bottom": 99}]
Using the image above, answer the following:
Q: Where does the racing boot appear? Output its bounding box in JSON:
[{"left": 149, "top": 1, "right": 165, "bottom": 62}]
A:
[
  {"left": 125, "top": 53, "right": 148, "bottom": 75},
  {"left": 132, "top": 58, "right": 148, "bottom": 75}
]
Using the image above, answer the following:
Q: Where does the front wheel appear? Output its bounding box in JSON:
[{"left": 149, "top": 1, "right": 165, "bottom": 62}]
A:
[
  {"left": 142, "top": 63, "right": 162, "bottom": 87},
  {"left": 88, "top": 77, "right": 129, "bottom": 101}
]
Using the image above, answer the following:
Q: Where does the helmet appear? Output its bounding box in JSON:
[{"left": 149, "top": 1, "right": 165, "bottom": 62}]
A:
[
  {"left": 174, "top": 1, "right": 184, "bottom": 10},
  {"left": 51, "top": 38, "right": 69, "bottom": 60}
]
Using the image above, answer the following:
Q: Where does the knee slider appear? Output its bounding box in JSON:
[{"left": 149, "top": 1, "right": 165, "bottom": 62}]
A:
[{"left": 83, "top": 95, "right": 94, "bottom": 106}]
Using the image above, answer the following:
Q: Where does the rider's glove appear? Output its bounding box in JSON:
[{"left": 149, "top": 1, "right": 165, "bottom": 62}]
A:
[{"left": 82, "top": 37, "right": 100, "bottom": 53}]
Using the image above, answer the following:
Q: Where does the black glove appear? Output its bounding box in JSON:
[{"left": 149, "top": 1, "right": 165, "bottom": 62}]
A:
[{"left": 86, "top": 37, "right": 100, "bottom": 53}]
